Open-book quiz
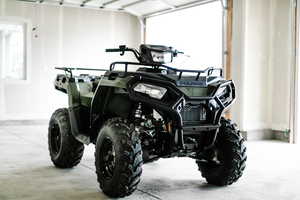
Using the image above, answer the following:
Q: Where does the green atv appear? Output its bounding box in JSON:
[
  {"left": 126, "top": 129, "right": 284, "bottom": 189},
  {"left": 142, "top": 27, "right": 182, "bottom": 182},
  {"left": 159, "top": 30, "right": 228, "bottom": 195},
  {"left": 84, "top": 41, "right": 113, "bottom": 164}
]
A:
[{"left": 48, "top": 44, "right": 246, "bottom": 198}]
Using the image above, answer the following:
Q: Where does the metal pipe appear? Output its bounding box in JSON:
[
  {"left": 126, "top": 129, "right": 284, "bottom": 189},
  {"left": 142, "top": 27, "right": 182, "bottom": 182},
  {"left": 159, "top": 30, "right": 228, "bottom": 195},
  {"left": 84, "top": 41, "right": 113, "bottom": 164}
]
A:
[
  {"left": 222, "top": 0, "right": 227, "bottom": 73},
  {"left": 139, "top": 17, "right": 146, "bottom": 43}
]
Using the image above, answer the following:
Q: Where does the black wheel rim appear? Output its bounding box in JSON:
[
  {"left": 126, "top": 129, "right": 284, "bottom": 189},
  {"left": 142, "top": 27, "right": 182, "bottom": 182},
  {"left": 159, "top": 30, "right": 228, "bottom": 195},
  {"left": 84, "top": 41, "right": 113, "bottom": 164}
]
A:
[
  {"left": 211, "top": 148, "right": 224, "bottom": 166},
  {"left": 50, "top": 123, "right": 61, "bottom": 155},
  {"left": 198, "top": 146, "right": 224, "bottom": 167},
  {"left": 99, "top": 137, "right": 116, "bottom": 179}
]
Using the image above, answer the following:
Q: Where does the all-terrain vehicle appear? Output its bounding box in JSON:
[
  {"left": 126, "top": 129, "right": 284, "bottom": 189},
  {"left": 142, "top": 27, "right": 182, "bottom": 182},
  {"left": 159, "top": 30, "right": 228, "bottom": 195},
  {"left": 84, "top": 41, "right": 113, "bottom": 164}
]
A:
[{"left": 48, "top": 44, "right": 246, "bottom": 198}]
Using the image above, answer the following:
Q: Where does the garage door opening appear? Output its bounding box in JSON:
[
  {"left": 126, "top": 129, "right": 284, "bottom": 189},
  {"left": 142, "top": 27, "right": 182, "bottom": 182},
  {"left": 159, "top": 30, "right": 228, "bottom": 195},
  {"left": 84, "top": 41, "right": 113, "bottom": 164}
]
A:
[{"left": 145, "top": 0, "right": 224, "bottom": 70}]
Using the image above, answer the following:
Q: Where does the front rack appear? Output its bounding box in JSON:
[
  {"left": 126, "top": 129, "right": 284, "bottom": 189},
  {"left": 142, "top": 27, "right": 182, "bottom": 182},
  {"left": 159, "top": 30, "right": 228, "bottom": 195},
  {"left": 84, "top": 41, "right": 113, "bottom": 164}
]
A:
[
  {"left": 55, "top": 61, "right": 223, "bottom": 80},
  {"left": 109, "top": 62, "right": 223, "bottom": 78}
]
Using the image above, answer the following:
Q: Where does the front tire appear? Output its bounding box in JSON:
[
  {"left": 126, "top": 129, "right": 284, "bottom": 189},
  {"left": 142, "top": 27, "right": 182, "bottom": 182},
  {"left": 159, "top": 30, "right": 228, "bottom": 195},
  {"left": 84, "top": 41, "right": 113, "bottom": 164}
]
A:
[
  {"left": 48, "top": 108, "right": 84, "bottom": 168},
  {"left": 197, "top": 117, "right": 247, "bottom": 186},
  {"left": 95, "top": 118, "right": 143, "bottom": 198}
]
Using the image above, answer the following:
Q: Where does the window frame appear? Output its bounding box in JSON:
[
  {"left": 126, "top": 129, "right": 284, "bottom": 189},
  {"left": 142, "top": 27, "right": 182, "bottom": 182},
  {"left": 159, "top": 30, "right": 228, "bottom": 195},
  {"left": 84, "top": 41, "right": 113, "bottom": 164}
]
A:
[{"left": 0, "top": 17, "right": 31, "bottom": 84}]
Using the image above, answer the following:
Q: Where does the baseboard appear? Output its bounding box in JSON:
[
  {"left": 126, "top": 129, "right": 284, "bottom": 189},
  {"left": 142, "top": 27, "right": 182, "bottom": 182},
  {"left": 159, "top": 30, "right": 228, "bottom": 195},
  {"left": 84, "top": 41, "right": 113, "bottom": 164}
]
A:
[
  {"left": 273, "top": 130, "right": 290, "bottom": 143},
  {"left": 241, "top": 129, "right": 273, "bottom": 141},
  {"left": 0, "top": 120, "right": 48, "bottom": 126},
  {"left": 241, "top": 129, "right": 290, "bottom": 142}
]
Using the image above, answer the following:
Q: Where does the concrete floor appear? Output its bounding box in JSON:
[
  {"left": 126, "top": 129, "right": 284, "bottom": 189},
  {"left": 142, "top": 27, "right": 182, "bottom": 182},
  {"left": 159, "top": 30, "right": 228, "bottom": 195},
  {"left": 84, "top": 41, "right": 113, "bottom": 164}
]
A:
[{"left": 0, "top": 125, "right": 300, "bottom": 200}]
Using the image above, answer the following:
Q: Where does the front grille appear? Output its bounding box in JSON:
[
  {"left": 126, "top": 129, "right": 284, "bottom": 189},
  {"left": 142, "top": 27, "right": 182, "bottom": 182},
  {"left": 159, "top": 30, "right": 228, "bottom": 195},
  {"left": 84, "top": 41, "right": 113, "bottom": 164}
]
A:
[{"left": 181, "top": 104, "right": 207, "bottom": 123}]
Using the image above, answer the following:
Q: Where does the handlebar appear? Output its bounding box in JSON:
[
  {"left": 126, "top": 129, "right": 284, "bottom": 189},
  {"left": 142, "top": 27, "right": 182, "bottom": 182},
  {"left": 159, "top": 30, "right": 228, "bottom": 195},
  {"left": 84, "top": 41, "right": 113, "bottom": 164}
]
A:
[
  {"left": 105, "top": 48, "right": 123, "bottom": 52},
  {"left": 105, "top": 45, "right": 185, "bottom": 63},
  {"left": 105, "top": 45, "right": 141, "bottom": 62}
]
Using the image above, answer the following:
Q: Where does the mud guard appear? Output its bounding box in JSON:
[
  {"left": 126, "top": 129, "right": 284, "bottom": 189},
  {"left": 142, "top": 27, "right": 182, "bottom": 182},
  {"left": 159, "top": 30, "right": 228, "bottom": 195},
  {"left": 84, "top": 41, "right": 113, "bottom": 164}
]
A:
[{"left": 67, "top": 78, "right": 91, "bottom": 145}]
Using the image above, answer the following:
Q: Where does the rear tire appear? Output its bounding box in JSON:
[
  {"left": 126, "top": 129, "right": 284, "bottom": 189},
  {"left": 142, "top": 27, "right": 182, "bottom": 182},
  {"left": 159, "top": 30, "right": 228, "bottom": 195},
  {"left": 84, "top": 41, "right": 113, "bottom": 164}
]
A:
[
  {"left": 95, "top": 118, "right": 143, "bottom": 198},
  {"left": 48, "top": 108, "right": 84, "bottom": 168},
  {"left": 196, "top": 117, "right": 247, "bottom": 186}
]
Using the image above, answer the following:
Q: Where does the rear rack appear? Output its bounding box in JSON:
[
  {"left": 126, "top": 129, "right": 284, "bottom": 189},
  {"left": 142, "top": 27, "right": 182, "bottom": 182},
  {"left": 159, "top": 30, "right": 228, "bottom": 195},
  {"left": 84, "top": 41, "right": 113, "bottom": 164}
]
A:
[
  {"left": 55, "top": 62, "right": 223, "bottom": 80},
  {"left": 55, "top": 67, "right": 108, "bottom": 78}
]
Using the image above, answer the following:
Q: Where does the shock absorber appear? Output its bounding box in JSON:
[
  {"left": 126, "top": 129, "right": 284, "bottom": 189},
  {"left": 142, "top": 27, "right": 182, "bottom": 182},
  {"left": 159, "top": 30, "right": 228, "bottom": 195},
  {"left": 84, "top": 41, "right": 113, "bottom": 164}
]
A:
[{"left": 135, "top": 103, "right": 142, "bottom": 119}]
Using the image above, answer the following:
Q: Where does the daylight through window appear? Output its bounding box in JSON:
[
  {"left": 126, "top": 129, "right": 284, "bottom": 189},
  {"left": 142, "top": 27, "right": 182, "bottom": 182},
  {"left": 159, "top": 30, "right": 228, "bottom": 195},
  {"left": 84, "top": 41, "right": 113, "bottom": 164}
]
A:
[
  {"left": 146, "top": 1, "right": 223, "bottom": 70},
  {"left": 0, "top": 23, "right": 26, "bottom": 80}
]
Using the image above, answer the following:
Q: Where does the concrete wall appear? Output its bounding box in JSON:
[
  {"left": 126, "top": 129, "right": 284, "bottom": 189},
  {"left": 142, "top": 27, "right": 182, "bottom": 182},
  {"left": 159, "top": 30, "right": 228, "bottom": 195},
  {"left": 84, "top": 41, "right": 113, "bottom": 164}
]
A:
[
  {"left": 0, "top": 0, "right": 141, "bottom": 120},
  {"left": 231, "top": 0, "right": 293, "bottom": 136}
]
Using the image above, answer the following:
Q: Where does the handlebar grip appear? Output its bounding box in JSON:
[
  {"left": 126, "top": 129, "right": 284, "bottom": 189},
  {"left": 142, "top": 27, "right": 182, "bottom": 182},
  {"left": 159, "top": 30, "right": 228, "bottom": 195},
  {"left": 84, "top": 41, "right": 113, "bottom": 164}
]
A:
[{"left": 105, "top": 48, "right": 122, "bottom": 52}]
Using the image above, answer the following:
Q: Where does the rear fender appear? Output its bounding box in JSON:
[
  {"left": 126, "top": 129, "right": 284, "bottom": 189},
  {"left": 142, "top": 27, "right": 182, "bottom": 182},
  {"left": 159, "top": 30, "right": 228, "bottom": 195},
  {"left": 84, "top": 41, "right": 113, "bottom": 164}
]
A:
[{"left": 67, "top": 78, "right": 91, "bottom": 144}]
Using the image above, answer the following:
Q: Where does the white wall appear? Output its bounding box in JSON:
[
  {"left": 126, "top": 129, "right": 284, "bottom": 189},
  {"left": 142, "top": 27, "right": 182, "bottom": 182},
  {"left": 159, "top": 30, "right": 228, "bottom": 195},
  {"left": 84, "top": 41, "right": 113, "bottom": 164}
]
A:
[
  {"left": 243, "top": 0, "right": 272, "bottom": 131},
  {"left": 231, "top": 0, "right": 246, "bottom": 130},
  {"left": 269, "top": 0, "right": 293, "bottom": 131},
  {"left": 231, "top": 0, "right": 293, "bottom": 133},
  {"left": 0, "top": 0, "right": 141, "bottom": 120}
]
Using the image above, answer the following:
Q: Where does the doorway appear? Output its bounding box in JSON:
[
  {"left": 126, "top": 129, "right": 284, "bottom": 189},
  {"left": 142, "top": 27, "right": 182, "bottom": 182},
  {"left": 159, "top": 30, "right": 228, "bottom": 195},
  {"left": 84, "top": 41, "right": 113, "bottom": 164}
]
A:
[
  {"left": 145, "top": 0, "right": 225, "bottom": 70},
  {"left": 144, "top": 0, "right": 232, "bottom": 118}
]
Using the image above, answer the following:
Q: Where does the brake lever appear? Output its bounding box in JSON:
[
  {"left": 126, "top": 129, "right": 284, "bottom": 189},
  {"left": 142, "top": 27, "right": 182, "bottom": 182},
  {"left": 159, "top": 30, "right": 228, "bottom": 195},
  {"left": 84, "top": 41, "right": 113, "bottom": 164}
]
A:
[
  {"left": 119, "top": 45, "right": 127, "bottom": 56},
  {"left": 173, "top": 50, "right": 184, "bottom": 57}
]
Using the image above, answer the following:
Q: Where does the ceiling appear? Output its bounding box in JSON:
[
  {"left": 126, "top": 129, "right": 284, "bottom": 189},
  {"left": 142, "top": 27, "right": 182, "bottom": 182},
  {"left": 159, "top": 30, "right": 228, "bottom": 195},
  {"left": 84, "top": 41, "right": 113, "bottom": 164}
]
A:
[{"left": 16, "top": 0, "right": 221, "bottom": 18}]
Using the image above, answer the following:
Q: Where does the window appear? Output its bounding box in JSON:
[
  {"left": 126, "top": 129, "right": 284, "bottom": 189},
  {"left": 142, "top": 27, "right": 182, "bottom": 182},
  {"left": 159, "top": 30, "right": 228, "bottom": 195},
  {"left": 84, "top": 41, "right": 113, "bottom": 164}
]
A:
[
  {"left": 146, "top": 1, "right": 223, "bottom": 70},
  {"left": 0, "top": 22, "right": 26, "bottom": 80}
]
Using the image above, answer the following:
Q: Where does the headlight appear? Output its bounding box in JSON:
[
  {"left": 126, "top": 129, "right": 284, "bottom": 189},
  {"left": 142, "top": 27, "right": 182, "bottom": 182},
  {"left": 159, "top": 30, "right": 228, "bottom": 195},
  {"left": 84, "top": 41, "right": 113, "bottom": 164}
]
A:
[
  {"left": 151, "top": 51, "right": 172, "bottom": 63},
  {"left": 134, "top": 83, "right": 167, "bottom": 99},
  {"left": 216, "top": 86, "right": 228, "bottom": 97}
]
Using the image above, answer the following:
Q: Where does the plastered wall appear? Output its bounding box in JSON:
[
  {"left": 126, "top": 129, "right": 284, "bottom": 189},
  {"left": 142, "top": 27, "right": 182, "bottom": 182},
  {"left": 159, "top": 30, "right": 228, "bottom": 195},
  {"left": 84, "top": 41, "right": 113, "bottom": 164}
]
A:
[{"left": 0, "top": 0, "right": 141, "bottom": 120}]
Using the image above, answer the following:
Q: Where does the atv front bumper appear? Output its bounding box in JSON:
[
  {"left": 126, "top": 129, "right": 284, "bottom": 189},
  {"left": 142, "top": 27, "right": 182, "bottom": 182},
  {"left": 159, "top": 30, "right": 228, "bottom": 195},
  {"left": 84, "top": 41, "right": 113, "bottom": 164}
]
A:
[{"left": 127, "top": 75, "right": 236, "bottom": 149}]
